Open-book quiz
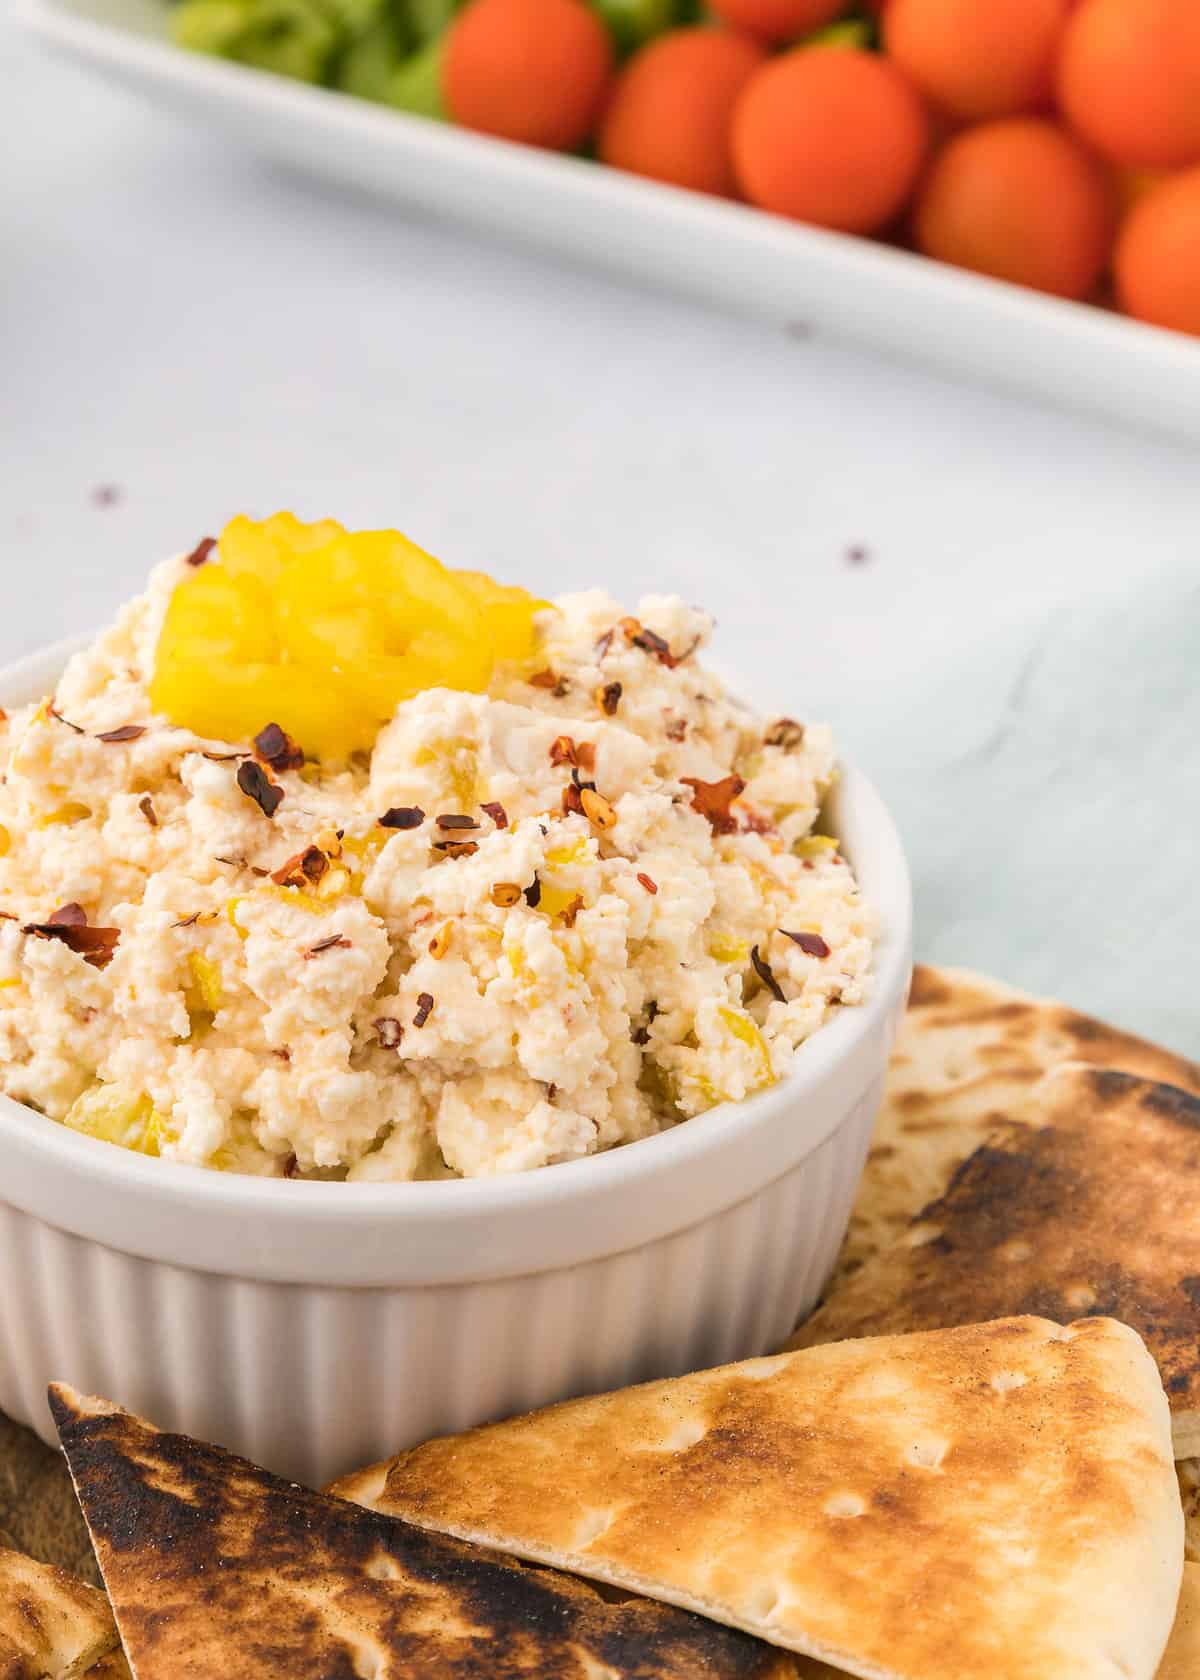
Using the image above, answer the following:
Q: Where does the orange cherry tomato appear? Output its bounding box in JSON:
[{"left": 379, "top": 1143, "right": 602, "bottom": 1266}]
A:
[
  {"left": 1114, "top": 166, "right": 1200, "bottom": 336},
  {"left": 914, "top": 118, "right": 1116, "bottom": 300},
  {"left": 732, "top": 47, "right": 929, "bottom": 234},
  {"left": 883, "top": 0, "right": 1072, "bottom": 122},
  {"left": 706, "top": 0, "right": 846, "bottom": 47},
  {"left": 443, "top": 0, "right": 613, "bottom": 151},
  {"left": 1057, "top": 0, "right": 1200, "bottom": 170},
  {"left": 600, "top": 29, "right": 766, "bottom": 197}
]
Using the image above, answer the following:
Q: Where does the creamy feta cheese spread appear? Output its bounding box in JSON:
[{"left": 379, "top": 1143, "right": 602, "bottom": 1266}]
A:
[{"left": 0, "top": 548, "right": 874, "bottom": 1180}]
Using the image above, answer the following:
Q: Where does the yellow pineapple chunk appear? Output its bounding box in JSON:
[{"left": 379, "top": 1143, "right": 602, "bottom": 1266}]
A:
[{"left": 455, "top": 570, "right": 550, "bottom": 662}]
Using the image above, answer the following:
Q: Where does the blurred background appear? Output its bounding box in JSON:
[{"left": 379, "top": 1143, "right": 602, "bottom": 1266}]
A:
[{"left": 3, "top": 0, "right": 1198, "bottom": 1054}]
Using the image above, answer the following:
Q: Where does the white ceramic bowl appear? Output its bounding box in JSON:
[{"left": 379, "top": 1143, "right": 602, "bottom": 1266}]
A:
[{"left": 0, "top": 638, "right": 912, "bottom": 1487}]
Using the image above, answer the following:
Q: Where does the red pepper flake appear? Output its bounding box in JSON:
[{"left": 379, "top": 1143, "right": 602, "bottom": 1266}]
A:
[
  {"left": 96, "top": 725, "right": 146, "bottom": 744},
  {"left": 374, "top": 1017, "right": 404, "bottom": 1049},
  {"left": 782, "top": 929, "right": 831, "bottom": 959},
  {"left": 379, "top": 807, "right": 425, "bottom": 831},
  {"left": 47, "top": 706, "right": 84, "bottom": 735},
  {"left": 593, "top": 682, "right": 620, "bottom": 718},
  {"left": 665, "top": 718, "right": 687, "bottom": 743},
  {"left": 561, "top": 782, "right": 584, "bottom": 817},
  {"left": 681, "top": 774, "right": 745, "bottom": 835},
  {"left": 138, "top": 795, "right": 158, "bottom": 827},
  {"left": 303, "top": 933, "right": 351, "bottom": 958},
  {"left": 253, "top": 722, "right": 305, "bottom": 772},
  {"left": 271, "top": 845, "right": 329, "bottom": 889},
  {"left": 529, "top": 669, "right": 566, "bottom": 694},
  {"left": 765, "top": 718, "right": 805, "bottom": 751},
  {"left": 48, "top": 903, "right": 88, "bottom": 928},
  {"left": 549, "top": 735, "right": 577, "bottom": 768},
  {"left": 636, "top": 872, "right": 658, "bottom": 895},
  {"left": 184, "top": 536, "right": 217, "bottom": 568},
  {"left": 23, "top": 904, "right": 120, "bottom": 970},
  {"left": 481, "top": 801, "right": 508, "bottom": 830},
  {"left": 750, "top": 943, "right": 786, "bottom": 1003},
  {"left": 213, "top": 853, "right": 250, "bottom": 870},
  {"left": 173, "top": 911, "right": 201, "bottom": 929},
  {"left": 201, "top": 751, "right": 250, "bottom": 763},
  {"left": 236, "top": 760, "right": 283, "bottom": 818},
  {"left": 575, "top": 741, "right": 596, "bottom": 774},
  {"left": 433, "top": 839, "right": 480, "bottom": 859},
  {"left": 620, "top": 617, "right": 680, "bottom": 668},
  {"left": 524, "top": 878, "right": 542, "bottom": 909},
  {"left": 436, "top": 814, "right": 478, "bottom": 831},
  {"left": 413, "top": 992, "right": 435, "bottom": 1028}
]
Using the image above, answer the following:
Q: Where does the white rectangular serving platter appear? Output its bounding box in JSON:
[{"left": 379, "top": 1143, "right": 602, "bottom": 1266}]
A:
[{"left": 19, "top": 0, "right": 1200, "bottom": 444}]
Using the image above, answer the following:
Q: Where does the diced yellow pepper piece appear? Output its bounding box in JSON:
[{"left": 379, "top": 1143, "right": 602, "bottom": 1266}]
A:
[
  {"left": 795, "top": 835, "right": 839, "bottom": 859},
  {"left": 707, "top": 933, "right": 749, "bottom": 965},
  {"left": 718, "top": 1005, "right": 776, "bottom": 1091},
  {"left": 150, "top": 515, "right": 539, "bottom": 761},
  {"left": 455, "top": 570, "right": 550, "bottom": 662},
  {"left": 63, "top": 1084, "right": 174, "bottom": 1156},
  {"left": 186, "top": 951, "right": 224, "bottom": 1012}
]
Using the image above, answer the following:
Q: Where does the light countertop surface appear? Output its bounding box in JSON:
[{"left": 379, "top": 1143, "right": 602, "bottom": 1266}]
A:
[{"left": 4, "top": 10, "right": 1198, "bottom": 1056}]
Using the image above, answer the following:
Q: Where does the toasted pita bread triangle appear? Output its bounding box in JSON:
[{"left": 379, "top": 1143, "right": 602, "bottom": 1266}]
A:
[
  {"left": 49, "top": 1386, "right": 793, "bottom": 1680},
  {"left": 0, "top": 1545, "right": 118, "bottom": 1679},
  {"left": 845, "top": 966, "right": 1200, "bottom": 1287},
  {"left": 331, "top": 1316, "right": 1182, "bottom": 1680},
  {"left": 788, "top": 1563, "right": 1200, "bottom": 1680},
  {"left": 789, "top": 1064, "right": 1200, "bottom": 1459}
]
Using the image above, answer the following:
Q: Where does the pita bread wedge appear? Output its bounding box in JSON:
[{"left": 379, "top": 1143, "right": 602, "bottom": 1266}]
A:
[
  {"left": 48, "top": 1386, "right": 794, "bottom": 1680},
  {"left": 844, "top": 965, "right": 1200, "bottom": 1284},
  {"left": 331, "top": 1315, "right": 1182, "bottom": 1680},
  {"left": 0, "top": 1546, "right": 119, "bottom": 1680},
  {"left": 789, "top": 1064, "right": 1200, "bottom": 1459},
  {"left": 787, "top": 1564, "right": 1200, "bottom": 1680}
]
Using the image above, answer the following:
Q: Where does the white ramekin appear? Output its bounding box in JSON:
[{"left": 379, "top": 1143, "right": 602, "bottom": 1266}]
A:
[{"left": 0, "top": 637, "right": 911, "bottom": 1487}]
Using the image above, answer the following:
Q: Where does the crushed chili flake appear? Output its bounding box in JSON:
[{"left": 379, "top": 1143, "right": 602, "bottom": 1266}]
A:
[
  {"left": 213, "top": 854, "right": 249, "bottom": 870},
  {"left": 184, "top": 536, "right": 217, "bottom": 567},
  {"left": 524, "top": 878, "right": 542, "bottom": 909},
  {"left": 253, "top": 722, "right": 304, "bottom": 772},
  {"left": 665, "top": 717, "right": 687, "bottom": 742},
  {"left": 750, "top": 943, "right": 786, "bottom": 1003},
  {"left": 303, "top": 933, "right": 351, "bottom": 958},
  {"left": 596, "top": 682, "right": 622, "bottom": 717},
  {"left": 681, "top": 774, "right": 745, "bottom": 835},
  {"left": 782, "top": 929, "right": 831, "bottom": 959},
  {"left": 764, "top": 717, "right": 805, "bottom": 751},
  {"left": 48, "top": 903, "right": 88, "bottom": 928},
  {"left": 237, "top": 760, "right": 284, "bottom": 818},
  {"left": 201, "top": 750, "right": 250, "bottom": 763},
  {"left": 436, "top": 814, "right": 478, "bottom": 830},
  {"left": 433, "top": 840, "right": 479, "bottom": 859},
  {"left": 271, "top": 845, "right": 328, "bottom": 889},
  {"left": 379, "top": 806, "right": 425, "bottom": 830},
  {"left": 561, "top": 783, "right": 584, "bottom": 817},
  {"left": 636, "top": 872, "right": 658, "bottom": 895},
  {"left": 620, "top": 617, "right": 680, "bottom": 668},
  {"left": 23, "top": 907, "right": 119, "bottom": 970},
  {"left": 413, "top": 992, "right": 435, "bottom": 1028},
  {"left": 138, "top": 795, "right": 158, "bottom": 827},
  {"left": 173, "top": 911, "right": 201, "bottom": 929},
  {"left": 580, "top": 788, "right": 617, "bottom": 831},
  {"left": 47, "top": 706, "right": 84, "bottom": 735},
  {"left": 374, "top": 1017, "right": 403, "bottom": 1049},
  {"left": 594, "top": 628, "right": 615, "bottom": 660},
  {"left": 575, "top": 741, "right": 596, "bottom": 774},
  {"left": 549, "top": 735, "right": 577, "bottom": 768},
  {"left": 529, "top": 669, "right": 560, "bottom": 690},
  {"left": 97, "top": 724, "right": 146, "bottom": 744},
  {"left": 481, "top": 801, "right": 508, "bottom": 830}
]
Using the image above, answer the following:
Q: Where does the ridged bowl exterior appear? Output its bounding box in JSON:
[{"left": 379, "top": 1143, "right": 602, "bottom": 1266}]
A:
[
  {"left": 0, "top": 636, "right": 910, "bottom": 1488},
  {"left": 0, "top": 1074, "right": 881, "bottom": 1487}
]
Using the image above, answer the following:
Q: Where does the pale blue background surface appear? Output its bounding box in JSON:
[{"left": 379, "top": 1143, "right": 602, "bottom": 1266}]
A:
[{"left": 3, "top": 12, "right": 1198, "bottom": 1058}]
